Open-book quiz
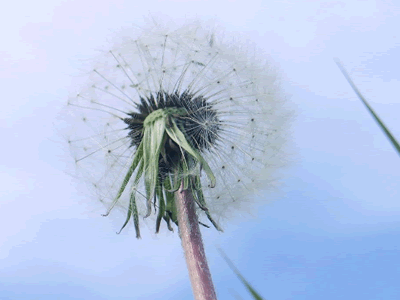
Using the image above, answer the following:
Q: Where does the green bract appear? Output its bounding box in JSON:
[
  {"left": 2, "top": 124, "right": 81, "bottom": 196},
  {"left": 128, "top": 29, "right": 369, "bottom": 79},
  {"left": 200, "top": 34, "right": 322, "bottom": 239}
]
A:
[{"left": 103, "top": 108, "right": 219, "bottom": 238}]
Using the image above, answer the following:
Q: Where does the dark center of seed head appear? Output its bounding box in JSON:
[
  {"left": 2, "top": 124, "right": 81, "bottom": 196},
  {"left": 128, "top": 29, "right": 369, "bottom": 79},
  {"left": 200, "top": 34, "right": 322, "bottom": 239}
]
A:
[{"left": 123, "top": 90, "right": 221, "bottom": 173}]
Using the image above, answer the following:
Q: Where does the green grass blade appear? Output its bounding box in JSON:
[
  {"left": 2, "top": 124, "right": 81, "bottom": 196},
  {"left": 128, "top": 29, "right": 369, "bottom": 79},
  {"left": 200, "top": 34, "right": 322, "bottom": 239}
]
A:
[
  {"left": 335, "top": 58, "right": 400, "bottom": 156},
  {"left": 218, "top": 248, "right": 265, "bottom": 300}
]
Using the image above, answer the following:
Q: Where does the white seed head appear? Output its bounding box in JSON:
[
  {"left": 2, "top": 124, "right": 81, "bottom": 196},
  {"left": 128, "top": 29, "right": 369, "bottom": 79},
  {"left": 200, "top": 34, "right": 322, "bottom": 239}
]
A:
[{"left": 62, "top": 21, "right": 292, "bottom": 234}]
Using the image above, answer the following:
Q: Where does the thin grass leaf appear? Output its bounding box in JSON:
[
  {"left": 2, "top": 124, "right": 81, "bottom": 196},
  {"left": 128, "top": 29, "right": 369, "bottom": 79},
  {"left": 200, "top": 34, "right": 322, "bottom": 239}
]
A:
[
  {"left": 218, "top": 248, "right": 265, "bottom": 300},
  {"left": 335, "top": 58, "right": 400, "bottom": 156}
]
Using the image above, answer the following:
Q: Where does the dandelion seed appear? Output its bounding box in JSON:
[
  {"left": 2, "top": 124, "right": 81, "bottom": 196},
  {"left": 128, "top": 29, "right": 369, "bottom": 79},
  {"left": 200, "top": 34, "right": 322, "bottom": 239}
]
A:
[{"left": 61, "top": 21, "right": 291, "bottom": 300}]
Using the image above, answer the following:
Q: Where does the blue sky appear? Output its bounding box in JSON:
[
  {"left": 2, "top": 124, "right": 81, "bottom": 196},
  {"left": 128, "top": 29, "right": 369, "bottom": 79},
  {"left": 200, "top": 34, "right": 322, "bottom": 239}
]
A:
[{"left": 1, "top": 0, "right": 399, "bottom": 299}]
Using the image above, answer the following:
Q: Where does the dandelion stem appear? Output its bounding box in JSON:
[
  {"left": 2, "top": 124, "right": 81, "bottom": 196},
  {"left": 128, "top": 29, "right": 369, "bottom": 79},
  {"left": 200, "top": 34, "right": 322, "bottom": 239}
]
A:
[{"left": 175, "top": 181, "right": 218, "bottom": 300}]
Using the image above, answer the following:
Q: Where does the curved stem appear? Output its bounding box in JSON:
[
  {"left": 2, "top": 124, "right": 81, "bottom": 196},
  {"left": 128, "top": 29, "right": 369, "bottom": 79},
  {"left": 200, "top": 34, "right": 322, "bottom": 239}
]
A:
[{"left": 175, "top": 181, "right": 218, "bottom": 300}]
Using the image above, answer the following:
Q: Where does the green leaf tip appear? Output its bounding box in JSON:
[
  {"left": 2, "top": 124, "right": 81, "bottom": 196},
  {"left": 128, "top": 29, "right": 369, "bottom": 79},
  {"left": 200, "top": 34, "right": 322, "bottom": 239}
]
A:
[
  {"left": 218, "top": 248, "right": 265, "bottom": 300},
  {"left": 334, "top": 58, "right": 400, "bottom": 157}
]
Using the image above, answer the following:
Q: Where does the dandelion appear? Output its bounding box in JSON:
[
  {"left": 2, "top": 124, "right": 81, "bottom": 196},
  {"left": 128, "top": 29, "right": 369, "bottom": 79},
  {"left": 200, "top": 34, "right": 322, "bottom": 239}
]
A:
[{"left": 63, "top": 21, "right": 290, "bottom": 300}]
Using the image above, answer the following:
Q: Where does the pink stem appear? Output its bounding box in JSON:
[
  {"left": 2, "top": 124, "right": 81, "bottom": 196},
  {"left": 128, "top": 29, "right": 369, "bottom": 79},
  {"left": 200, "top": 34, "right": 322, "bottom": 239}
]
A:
[{"left": 175, "top": 181, "right": 218, "bottom": 300}]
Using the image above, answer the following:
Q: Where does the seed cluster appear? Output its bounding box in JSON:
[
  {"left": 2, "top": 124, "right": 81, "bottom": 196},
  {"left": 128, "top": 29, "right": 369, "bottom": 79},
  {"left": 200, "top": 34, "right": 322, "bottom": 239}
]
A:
[
  {"left": 63, "top": 22, "right": 290, "bottom": 235},
  {"left": 124, "top": 90, "right": 221, "bottom": 174}
]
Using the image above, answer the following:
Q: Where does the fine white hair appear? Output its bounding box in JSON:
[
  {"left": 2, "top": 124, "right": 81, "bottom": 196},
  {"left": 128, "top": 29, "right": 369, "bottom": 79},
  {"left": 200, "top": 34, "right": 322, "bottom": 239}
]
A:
[{"left": 62, "top": 20, "right": 292, "bottom": 233}]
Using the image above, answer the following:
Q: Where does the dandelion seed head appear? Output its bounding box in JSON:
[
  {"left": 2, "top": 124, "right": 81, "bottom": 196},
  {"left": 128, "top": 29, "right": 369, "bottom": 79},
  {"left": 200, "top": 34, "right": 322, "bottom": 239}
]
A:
[{"left": 62, "top": 21, "right": 292, "bottom": 235}]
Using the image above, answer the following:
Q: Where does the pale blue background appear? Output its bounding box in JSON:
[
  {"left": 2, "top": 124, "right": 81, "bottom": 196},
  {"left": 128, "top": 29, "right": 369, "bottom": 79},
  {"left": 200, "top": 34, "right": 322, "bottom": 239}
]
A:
[{"left": 1, "top": 0, "right": 399, "bottom": 299}]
